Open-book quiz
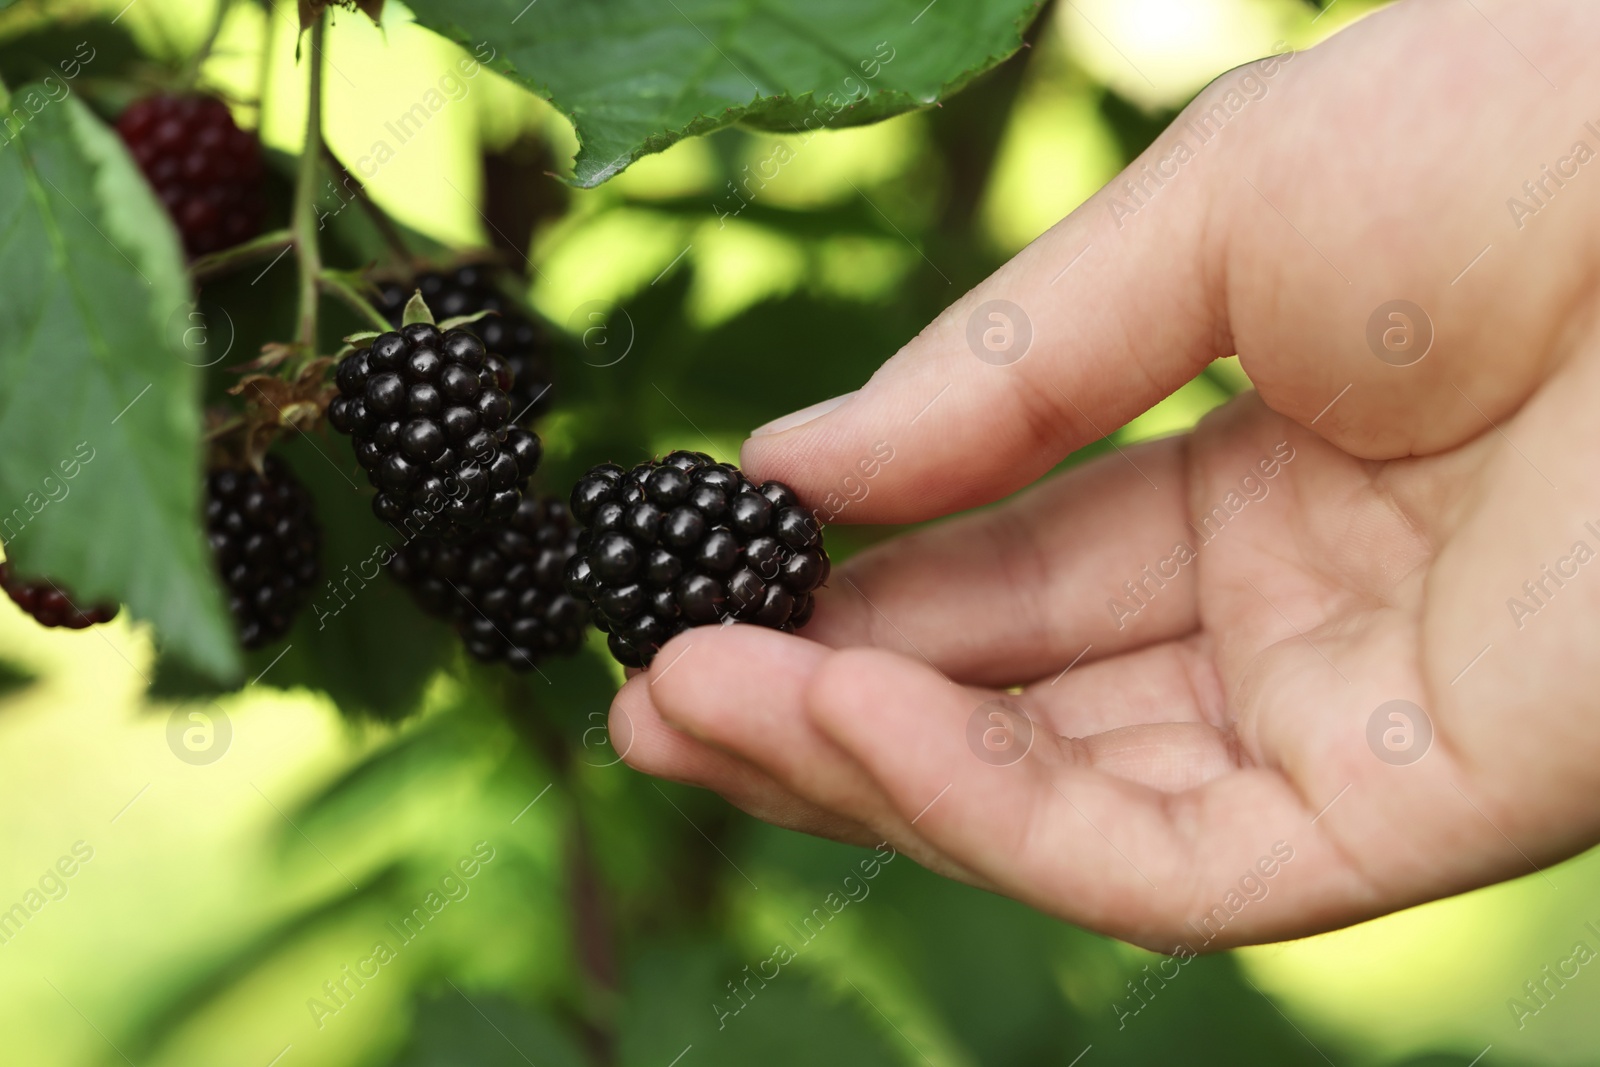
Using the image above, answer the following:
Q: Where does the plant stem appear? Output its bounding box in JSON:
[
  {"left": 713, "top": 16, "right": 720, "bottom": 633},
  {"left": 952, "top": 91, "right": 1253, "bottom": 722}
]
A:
[
  {"left": 182, "top": 0, "right": 234, "bottom": 89},
  {"left": 190, "top": 228, "right": 292, "bottom": 282},
  {"left": 291, "top": 13, "right": 326, "bottom": 353},
  {"left": 567, "top": 812, "right": 619, "bottom": 1067},
  {"left": 318, "top": 273, "right": 391, "bottom": 331},
  {"left": 254, "top": 0, "right": 275, "bottom": 130},
  {"left": 503, "top": 674, "right": 619, "bottom": 1067}
]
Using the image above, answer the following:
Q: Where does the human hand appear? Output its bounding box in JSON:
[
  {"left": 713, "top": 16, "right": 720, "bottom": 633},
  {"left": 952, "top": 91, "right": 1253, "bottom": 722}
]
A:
[{"left": 610, "top": 0, "right": 1600, "bottom": 951}]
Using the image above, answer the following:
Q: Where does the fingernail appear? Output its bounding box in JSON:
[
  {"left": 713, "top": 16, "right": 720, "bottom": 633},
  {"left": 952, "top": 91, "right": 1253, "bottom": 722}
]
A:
[{"left": 750, "top": 391, "right": 856, "bottom": 437}]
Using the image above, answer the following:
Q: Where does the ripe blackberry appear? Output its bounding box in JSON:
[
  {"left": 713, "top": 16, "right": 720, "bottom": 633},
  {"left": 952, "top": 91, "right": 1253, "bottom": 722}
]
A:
[
  {"left": 116, "top": 94, "right": 264, "bottom": 258},
  {"left": 566, "top": 452, "right": 828, "bottom": 668},
  {"left": 375, "top": 266, "right": 554, "bottom": 422},
  {"left": 206, "top": 457, "right": 321, "bottom": 650},
  {"left": 389, "top": 494, "right": 588, "bottom": 670},
  {"left": 326, "top": 324, "right": 542, "bottom": 540},
  {"left": 0, "top": 564, "right": 118, "bottom": 629}
]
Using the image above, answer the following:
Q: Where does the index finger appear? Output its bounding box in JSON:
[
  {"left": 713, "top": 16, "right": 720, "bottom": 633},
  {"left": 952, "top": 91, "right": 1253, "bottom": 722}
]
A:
[{"left": 741, "top": 161, "right": 1230, "bottom": 524}]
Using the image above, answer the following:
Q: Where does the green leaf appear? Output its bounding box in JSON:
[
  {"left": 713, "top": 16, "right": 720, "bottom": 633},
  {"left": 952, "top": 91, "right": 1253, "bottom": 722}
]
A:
[
  {"left": 402, "top": 0, "right": 1045, "bottom": 187},
  {"left": 0, "top": 655, "right": 35, "bottom": 699},
  {"left": 117, "top": 862, "right": 411, "bottom": 1060},
  {"left": 618, "top": 938, "right": 906, "bottom": 1066},
  {"left": 0, "top": 19, "right": 141, "bottom": 89},
  {"left": 0, "top": 90, "right": 237, "bottom": 679},
  {"left": 402, "top": 290, "right": 435, "bottom": 326},
  {"left": 438, "top": 308, "right": 495, "bottom": 331},
  {"left": 390, "top": 991, "right": 589, "bottom": 1067}
]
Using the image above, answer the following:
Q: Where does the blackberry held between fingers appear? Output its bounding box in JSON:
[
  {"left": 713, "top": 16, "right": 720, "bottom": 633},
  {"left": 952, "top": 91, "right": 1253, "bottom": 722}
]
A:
[
  {"left": 375, "top": 266, "right": 555, "bottom": 422},
  {"left": 566, "top": 452, "right": 829, "bottom": 668},
  {"left": 206, "top": 457, "right": 321, "bottom": 650},
  {"left": 0, "top": 564, "right": 118, "bottom": 629},
  {"left": 326, "top": 324, "right": 542, "bottom": 540},
  {"left": 116, "top": 94, "right": 264, "bottom": 258},
  {"left": 389, "top": 493, "right": 589, "bottom": 670}
]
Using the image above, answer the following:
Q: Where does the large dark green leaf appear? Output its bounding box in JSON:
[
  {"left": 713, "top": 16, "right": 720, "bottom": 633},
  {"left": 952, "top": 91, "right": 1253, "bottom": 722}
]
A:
[
  {"left": 0, "top": 19, "right": 141, "bottom": 88},
  {"left": 402, "top": 0, "right": 1045, "bottom": 187},
  {"left": 618, "top": 939, "right": 906, "bottom": 1067},
  {"left": 391, "top": 991, "right": 590, "bottom": 1067},
  {"left": 0, "top": 88, "right": 237, "bottom": 678}
]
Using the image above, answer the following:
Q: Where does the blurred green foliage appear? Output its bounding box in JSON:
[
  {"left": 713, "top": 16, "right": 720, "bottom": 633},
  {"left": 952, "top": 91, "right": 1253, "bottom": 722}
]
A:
[{"left": 1, "top": 1, "right": 1597, "bottom": 1066}]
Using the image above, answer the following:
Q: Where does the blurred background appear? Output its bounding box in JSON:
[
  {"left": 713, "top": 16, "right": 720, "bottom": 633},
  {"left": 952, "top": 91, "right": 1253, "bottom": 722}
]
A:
[{"left": 2, "top": 0, "right": 1597, "bottom": 1064}]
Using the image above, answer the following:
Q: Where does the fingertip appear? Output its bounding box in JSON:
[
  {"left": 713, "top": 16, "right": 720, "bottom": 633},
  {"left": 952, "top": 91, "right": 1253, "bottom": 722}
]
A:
[
  {"left": 606, "top": 670, "right": 739, "bottom": 785},
  {"left": 738, "top": 414, "right": 851, "bottom": 498},
  {"left": 748, "top": 391, "right": 858, "bottom": 439},
  {"left": 607, "top": 672, "right": 655, "bottom": 772},
  {"left": 738, "top": 384, "right": 901, "bottom": 513},
  {"left": 647, "top": 625, "right": 829, "bottom": 736}
]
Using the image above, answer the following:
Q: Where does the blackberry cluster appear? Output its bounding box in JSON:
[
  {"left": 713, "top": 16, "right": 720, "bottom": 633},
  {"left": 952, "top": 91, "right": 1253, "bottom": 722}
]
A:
[
  {"left": 388, "top": 494, "right": 588, "bottom": 670},
  {"left": 566, "top": 452, "right": 828, "bottom": 668},
  {"left": 116, "top": 94, "right": 264, "bottom": 258},
  {"left": 376, "top": 266, "right": 554, "bottom": 422},
  {"left": 205, "top": 458, "right": 321, "bottom": 649},
  {"left": 0, "top": 564, "right": 118, "bottom": 629},
  {"left": 327, "top": 324, "right": 542, "bottom": 539}
]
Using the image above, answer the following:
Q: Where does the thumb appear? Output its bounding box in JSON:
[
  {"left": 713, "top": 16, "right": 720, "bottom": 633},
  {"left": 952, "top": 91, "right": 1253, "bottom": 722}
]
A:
[{"left": 740, "top": 125, "right": 1233, "bottom": 525}]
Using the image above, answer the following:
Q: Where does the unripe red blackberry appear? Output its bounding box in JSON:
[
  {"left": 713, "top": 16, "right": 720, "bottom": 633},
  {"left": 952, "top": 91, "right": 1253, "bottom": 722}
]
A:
[
  {"left": 327, "top": 324, "right": 542, "bottom": 540},
  {"left": 0, "top": 564, "right": 118, "bottom": 629},
  {"left": 116, "top": 94, "right": 264, "bottom": 258},
  {"left": 206, "top": 457, "right": 320, "bottom": 649},
  {"left": 566, "top": 452, "right": 828, "bottom": 668},
  {"left": 388, "top": 494, "right": 588, "bottom": 670},
  {"left": 375, "top": 266, "right": 554, "bottom": 422}
]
